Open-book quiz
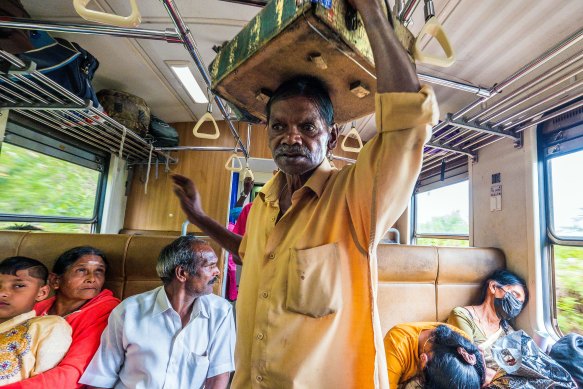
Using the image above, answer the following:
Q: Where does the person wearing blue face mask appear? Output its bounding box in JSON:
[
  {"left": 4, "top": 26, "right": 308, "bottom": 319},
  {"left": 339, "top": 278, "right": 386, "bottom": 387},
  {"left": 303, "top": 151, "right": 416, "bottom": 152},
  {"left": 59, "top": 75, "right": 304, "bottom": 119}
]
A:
[{"left": 447, "top": 269, "right": 529, "bottom": 375}]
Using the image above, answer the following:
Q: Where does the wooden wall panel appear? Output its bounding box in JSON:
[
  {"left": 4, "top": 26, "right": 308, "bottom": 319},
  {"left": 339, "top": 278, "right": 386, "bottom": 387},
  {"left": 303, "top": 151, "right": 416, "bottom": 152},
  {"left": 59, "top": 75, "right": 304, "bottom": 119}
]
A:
[{"left": 124, "top": 120, "right": 235, "bottom": 233}]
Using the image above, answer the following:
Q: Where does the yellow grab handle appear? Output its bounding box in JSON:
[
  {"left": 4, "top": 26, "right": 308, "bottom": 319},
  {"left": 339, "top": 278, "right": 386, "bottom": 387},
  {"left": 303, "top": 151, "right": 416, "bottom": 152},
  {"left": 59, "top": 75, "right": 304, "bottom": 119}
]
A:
[
  {"left": 193, "top": 112, "right": 220, "bottom": 140},
  {"left": 341, "top": 127, "right": 363, "bottom": 153},
  {"left": 225, "top": 153, "right": 243, "bottom": 172},
  {"left": 73, "top": 0, "right": 141, "bottom": 28},
  {"left": 242, "top": 166, "right": 255, "bottom": 181},
  {"left": 413, "top": 16, "right": 455, "bottom": 68}
]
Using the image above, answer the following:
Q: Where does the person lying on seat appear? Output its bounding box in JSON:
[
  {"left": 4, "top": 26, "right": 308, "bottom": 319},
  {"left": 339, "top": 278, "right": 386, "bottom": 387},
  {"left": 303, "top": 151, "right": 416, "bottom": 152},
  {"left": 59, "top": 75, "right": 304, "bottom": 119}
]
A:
[
  {"left": 446, "top": 269, "right": 528, "bottom": 371},
  {"left": 172, "top": 0, "right": 438, "bottom": 386},
  {"left": 80, "top": 235, "right": 235, "bottom": 389},
  {"left": 0, "top": 256, "right": 72, "bottom": 385},
  {"left": 384, "top": 323, "right": 486, "bottom": 389}
]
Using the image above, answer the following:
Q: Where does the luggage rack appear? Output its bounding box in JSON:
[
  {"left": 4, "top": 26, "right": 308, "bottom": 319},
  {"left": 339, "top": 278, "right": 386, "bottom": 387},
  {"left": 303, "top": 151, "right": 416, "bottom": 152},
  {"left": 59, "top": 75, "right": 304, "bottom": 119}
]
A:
[{"left": 0, "top": 50, "right": 176, "bottom": 166}]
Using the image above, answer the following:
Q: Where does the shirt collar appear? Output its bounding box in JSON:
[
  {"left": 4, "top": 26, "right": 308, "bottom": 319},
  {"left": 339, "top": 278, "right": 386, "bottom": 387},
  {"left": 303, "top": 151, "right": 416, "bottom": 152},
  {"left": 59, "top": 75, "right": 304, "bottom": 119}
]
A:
[
  {"left": 0, "top": 310, "right": 36, "bottom": 333},
  {"left": 259, "top": 159, "right": 333, "bottom": 203},
  {"left": 153, "top": 286, "right": 210, "bottom": 320}
]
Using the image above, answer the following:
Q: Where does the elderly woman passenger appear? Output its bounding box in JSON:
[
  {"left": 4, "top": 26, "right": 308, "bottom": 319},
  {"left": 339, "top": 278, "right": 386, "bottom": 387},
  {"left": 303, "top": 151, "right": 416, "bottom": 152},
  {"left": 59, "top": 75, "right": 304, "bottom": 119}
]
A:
[{"left": 3, "top": 246, "right": 120, "bottom": 389}]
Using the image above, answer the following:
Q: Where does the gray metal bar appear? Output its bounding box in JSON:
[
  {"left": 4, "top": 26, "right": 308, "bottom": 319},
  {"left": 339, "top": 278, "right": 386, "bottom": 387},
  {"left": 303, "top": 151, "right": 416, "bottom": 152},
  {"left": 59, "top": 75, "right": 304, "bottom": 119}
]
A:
[
  {"left": 494, "top": 81, "right": 583, "bottom": 128},
  {"left": 418, "top": 74, "right": 492, "bottom": 97},
  {"left": 1, "top": 103, "right": 88, "bottom": 110},
  {"left": 445, "top": 114, "right": 520, "bottom": 142},
  {"left": 506, "top": 94, "right": 583, "bottom": 132},
  {"left": 0, "top": 17, "right": 182, "bottom": 43},
  {"left": 400, "top": 0, "right": 422, "bottom": 23},
  {"left": 425, "top": 141, "right": 476, "bottom": 159},
  {"left": 0, "top": 50, "right": 25, "bottom": 69},
  {"left": 161, "top": 0, "right": 249, "bottom": 160},
  {"left": 514, "top": 99, "right": 583, "bottom": 134},
  {"left": 155, "top": 146, "right": 244, "bottom": 152}
]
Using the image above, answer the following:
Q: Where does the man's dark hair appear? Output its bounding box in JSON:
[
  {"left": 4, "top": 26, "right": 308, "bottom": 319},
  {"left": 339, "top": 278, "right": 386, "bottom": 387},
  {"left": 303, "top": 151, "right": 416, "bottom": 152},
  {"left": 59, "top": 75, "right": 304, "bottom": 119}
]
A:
[
  {"left": 266, "top": 75, "right": 334, "bottom": 126},
  {"left": 156, "top": 235, "right": 212, "bottom": 285},
  {"left": 478, "top": 269, "right": 529, "bottom": 306},
  {"left": 422, "top": 325, "right": 486, "bottom": 389},
  {"left": 53, "top": 246, "right": 108, "bottom": 276},
  {"left": 0, "top": 256, "right": 49, "bottom": 284}
]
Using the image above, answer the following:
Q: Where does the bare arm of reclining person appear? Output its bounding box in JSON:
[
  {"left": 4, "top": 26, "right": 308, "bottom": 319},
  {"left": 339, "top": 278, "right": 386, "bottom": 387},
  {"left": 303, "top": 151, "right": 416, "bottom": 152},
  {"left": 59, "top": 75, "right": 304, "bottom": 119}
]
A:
[{"left": 172, "top": 174, "right": 243, "bottom": 265}]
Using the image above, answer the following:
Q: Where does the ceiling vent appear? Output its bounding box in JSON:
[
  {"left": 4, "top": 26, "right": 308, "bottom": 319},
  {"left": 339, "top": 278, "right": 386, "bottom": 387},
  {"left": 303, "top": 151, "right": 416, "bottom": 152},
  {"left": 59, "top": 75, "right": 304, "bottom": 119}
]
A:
[{"left": 542, "top": 103, "right": 583, "bottom": 133}]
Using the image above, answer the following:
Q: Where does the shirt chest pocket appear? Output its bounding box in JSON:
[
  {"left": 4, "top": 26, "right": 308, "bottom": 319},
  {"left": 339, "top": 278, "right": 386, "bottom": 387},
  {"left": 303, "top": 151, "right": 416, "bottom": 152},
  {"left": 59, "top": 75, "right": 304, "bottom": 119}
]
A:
[{"left": 286, "top": 243, "right": 343, "bottom": 318}]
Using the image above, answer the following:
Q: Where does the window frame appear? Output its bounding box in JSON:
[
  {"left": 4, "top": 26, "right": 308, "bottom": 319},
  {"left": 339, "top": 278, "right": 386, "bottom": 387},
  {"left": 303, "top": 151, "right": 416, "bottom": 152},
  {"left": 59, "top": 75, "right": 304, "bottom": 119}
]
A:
[
  {"left": 0, "top": 118, "right": 108, "bottom": 230},
  {"left": 412, "top": 177, "right": 470, "bottom": 245},
  {"left": 538, "top": 113, "right": 583, "bottom": 337}
]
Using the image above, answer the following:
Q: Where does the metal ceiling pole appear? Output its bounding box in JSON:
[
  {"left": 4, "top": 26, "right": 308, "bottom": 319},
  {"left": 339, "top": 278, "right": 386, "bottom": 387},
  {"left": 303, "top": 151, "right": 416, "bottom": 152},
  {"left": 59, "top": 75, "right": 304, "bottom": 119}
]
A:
[
  {"left": 400, "top": 0, "right": 422, "bottom": 23},
  {"left": 451, "top": 27, "right": 583, "bottom": 122},
  {"left": 476, "top": 52, "right": 583, "bottom": 121},
  {"left": 155, "top": 146, "right": 245, "bottom": 152},
  {"left": 425, "top": 142, "right": 475, "bottom": 159},
  {"left": 418, "top": 74, "right": 491, "bottom": 97},
  {"left": 0, "top": 17, "right": 182, "bottom": 42},
  {"left": 430, "top": 29, "right": 583, "bottom": 150},
  {"left": 492, "top": 81, "right": 583, "bottom": 128},
  {"left": 513, "top": 99, "right": 583, "bottom": 133},
  {"left": 161, "top": 0, "right": 249, "bottom": 159},
  {"left": 480, "top": 67, "right": 583, "bottom": 123}
]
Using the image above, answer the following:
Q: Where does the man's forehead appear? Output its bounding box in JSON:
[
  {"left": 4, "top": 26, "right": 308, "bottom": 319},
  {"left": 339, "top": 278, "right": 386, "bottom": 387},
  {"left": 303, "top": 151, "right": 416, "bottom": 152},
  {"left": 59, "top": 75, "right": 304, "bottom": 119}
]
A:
[
  {"left": 269, "top": 96, "right": 325, "bottom": 123},
  {"left": 191, "top": 243, "right": 217, "bottom": 262}
]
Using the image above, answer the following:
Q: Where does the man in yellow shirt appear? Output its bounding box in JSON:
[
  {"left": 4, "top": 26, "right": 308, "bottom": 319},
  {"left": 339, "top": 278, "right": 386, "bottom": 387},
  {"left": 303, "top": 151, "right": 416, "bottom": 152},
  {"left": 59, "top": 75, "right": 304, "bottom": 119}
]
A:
[
  {"left": 384, "top": 323, "right": 485, "bottom": 389},
  {"left": 172, "top": 0, "right": 438, "bottom": 386}
]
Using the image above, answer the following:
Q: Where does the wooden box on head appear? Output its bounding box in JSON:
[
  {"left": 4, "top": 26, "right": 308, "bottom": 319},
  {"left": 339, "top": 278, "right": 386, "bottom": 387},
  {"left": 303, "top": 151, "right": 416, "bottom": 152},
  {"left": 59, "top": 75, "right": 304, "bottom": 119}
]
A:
[{"left": 210, "top": 0, "right": 415, "bottom": 124}]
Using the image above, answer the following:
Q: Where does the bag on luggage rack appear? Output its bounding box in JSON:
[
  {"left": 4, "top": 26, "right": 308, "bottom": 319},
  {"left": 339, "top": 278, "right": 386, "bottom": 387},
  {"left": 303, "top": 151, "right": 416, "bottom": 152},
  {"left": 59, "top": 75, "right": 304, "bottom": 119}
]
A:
[
  {"left": 0, "top": 0, "right": 34, "bottom": 54},
  {"left": 17, "top": 38, "right": 101, "bottom": 108},
  {"left": 149, "top": 115, "right": 179, "bottom": 147},
  {"left": 97, "top": 89, "right": 151, "bottom": 137}
]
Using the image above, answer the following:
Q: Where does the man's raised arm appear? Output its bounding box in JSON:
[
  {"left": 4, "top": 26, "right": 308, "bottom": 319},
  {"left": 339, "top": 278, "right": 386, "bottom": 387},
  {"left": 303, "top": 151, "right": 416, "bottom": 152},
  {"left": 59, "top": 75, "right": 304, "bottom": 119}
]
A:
[{"left": 172, "top": 174, "right": 243, "bottom": 264}]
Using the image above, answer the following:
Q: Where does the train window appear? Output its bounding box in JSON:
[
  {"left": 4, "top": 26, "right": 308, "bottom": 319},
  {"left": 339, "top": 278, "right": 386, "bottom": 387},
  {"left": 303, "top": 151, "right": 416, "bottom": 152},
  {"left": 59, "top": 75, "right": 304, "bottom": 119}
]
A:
[
  {"left": 0, "top": 127, "right": 105, "bottom": 233},
  {"left": 545, "top": 150, "right": 583, "bottom": 335},
  {"left": 413, "top": 180, "right": 469, "bottom": 247}
]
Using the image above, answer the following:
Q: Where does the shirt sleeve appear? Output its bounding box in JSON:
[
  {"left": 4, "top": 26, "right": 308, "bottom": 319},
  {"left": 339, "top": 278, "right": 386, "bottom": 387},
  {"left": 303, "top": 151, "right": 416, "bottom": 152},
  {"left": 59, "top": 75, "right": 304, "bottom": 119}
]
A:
[
  {"left": 78, "top": 306, "right": 126, "bottom": 388},
  {"left": 206, "top": 304, "right": 236, "bottom": 378},
  {"left": 32, "top": 317, "right": 72, "bottom": 375},
  {"left": 343, "top": 86, "right": 438, "bottom": 249},
  {"left": 384, "top": 331, "right": 407, "bottom": 389},
  {"left": 447, "top": 307, "right": 476, "bottom": 342}
]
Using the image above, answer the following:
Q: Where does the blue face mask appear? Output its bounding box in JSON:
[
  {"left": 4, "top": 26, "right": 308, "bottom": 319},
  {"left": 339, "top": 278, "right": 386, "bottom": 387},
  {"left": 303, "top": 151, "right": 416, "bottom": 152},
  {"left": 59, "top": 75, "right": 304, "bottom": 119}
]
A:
[{"left": 493, "top": 286, "right": 523, "bottom": 321}]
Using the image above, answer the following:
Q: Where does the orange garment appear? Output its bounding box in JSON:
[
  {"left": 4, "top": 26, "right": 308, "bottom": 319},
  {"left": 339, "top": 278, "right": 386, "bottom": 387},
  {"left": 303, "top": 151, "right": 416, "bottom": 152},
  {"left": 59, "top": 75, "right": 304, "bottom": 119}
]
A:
[
  {"left": 384, "top": 322, "right": 469, "bottom": 389},
  {"left": 233, "top": 86, "right": 438, "bottom": 389}
]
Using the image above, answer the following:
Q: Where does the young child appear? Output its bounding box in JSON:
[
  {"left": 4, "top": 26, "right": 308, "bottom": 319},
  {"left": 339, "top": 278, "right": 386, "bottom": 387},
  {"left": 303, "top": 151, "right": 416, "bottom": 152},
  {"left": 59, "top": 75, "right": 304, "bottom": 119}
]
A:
[{"left": 0, "top": 256, "right": 72, "bottom": 386}]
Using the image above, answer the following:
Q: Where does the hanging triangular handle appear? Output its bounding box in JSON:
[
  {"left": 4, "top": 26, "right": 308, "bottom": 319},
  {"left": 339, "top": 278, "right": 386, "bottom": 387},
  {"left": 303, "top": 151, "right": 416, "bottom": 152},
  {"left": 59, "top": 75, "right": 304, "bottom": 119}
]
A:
[
  {"left": 193, "top": 112, "right": 221, "bottom": 140},
  {"left": 341, "top": 127, "right": 364, "bottom": 153},
  {"left": 73, "top": 0, "right": 141, "bottom": 27},
  {"left": 412, "top": 16, "right": 455, "bottom": 68},
  {"left": 242, "top": 166, "right": 255, "bottom": 181},
  {"left": 225, "top": 153, "right": 243, "bottom": 172}
]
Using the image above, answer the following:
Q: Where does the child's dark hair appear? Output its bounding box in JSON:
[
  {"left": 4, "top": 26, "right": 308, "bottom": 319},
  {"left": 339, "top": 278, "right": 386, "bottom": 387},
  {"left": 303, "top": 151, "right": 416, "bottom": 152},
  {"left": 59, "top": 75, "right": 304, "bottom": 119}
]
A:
[{"left": 0, "top": 256, "right": 49, "bottom": 284}]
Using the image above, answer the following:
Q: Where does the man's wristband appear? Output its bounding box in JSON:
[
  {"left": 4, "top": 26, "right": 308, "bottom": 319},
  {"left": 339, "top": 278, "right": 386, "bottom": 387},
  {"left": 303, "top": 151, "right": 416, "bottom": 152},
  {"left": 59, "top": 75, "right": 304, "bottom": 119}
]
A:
[{"left": 240, "top": 191, "right": 248, "bottom": 198}]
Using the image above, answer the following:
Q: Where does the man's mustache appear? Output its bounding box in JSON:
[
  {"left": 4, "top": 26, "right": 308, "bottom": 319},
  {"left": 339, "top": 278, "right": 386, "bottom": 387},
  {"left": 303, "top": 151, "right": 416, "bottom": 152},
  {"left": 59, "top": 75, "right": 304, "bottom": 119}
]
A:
[
  {"left": 208, "top": 276, "right": 219, "bottom": 285},
  {"left": 274, "top": 144, "right": 310, "bottom": 158}
]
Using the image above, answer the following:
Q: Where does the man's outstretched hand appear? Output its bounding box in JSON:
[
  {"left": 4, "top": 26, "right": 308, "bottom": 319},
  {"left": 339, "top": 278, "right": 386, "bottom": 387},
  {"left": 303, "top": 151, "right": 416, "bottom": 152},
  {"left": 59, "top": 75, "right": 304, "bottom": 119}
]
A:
[{"left": 172, "top": 174, "right": 205, "bottom": 224}]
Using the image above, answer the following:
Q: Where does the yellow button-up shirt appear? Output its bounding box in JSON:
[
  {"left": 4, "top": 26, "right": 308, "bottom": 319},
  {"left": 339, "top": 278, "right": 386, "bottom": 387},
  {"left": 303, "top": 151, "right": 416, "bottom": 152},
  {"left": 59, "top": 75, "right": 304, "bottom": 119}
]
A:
[{"left": 233, "top": 86, "right": 438, "bottom": 389}]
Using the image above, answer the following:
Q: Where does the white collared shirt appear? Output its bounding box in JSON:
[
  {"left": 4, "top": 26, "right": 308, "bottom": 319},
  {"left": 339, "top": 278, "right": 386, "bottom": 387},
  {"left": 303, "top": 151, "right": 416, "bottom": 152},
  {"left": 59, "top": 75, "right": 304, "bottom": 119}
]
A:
[{"left": 79, "top": 286, "right": 235, "bottom": 389}]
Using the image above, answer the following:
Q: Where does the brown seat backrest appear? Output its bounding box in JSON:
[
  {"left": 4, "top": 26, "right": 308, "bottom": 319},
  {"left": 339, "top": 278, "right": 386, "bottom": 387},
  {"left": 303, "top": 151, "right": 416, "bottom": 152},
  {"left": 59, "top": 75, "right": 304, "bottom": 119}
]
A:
[
  {"left": 0, "top": 231, "right": 224, "bottom": 299},
  {"left": 376, "top": 244, "right": 505, "bottom": 335}
]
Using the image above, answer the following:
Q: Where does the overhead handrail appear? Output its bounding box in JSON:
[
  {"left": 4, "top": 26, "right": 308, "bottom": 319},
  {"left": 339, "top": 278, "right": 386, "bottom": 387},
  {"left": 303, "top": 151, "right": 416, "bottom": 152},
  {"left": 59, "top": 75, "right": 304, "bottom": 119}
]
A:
[
  {"left": 412, "top": 0, "right": 455, "bottom": 68},
  {"left": 224, "top": 153, "right": 243, "bottom": 172},
  {"left": 73, "top": 0, "right": 141, "bottom": 28},
  {"left": 341, "top": 122, "right": 364, "bottom": 153},
  {"left": 193, "top": 89, "right": 220, "bottom": 140},
  {"left": 242, "top": 160, "right": 255, "bottom": 181}
]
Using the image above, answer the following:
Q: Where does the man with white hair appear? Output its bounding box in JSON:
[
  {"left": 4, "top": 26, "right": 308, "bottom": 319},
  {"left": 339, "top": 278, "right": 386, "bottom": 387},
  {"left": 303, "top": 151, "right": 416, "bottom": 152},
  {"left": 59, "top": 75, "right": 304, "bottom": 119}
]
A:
[{"left": 80, "top": 235, "right": 235, "bottom": 389}]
